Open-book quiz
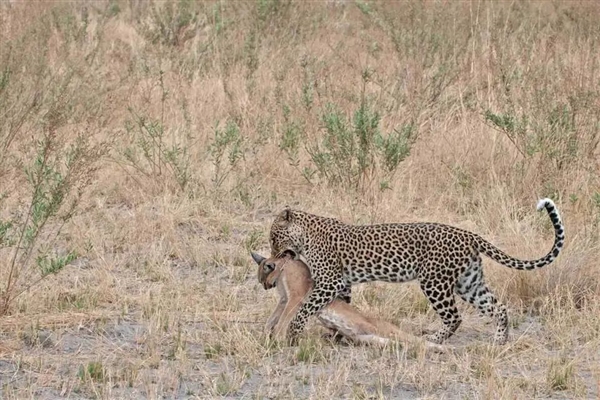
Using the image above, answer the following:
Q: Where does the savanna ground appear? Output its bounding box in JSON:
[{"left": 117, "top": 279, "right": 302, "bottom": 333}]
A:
[{"left": 1, "top": 1, "right": 600, "bottom": 398}]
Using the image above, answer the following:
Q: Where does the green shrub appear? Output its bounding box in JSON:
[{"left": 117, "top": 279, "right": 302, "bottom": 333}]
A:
[
  {"left": 121, "top": 70, "right": 193, "bottom": 192},
  {"left": 306, "top": 101, "right": 417, "bottom": 192},
  {"left": 210, "top": 120, "right": 244, "bottom": 189},
  {"left": 1, "top": 132, "right": 106, "bottom": 315},
  {"left": 138, "top": 0, "right": 201, "bottom": 47}
]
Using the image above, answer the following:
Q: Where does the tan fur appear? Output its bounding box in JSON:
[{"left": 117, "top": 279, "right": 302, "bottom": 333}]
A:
[{"left": 255, "top": 253, "right": 444, "bottom": 351}]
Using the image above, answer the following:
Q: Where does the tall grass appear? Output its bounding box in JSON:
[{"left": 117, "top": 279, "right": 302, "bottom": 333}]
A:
[
  {"left": 1, "top": 0, "right": 598, "bottom": 313},
  {"left": 2, "top": 0, "right": 598, "bottom": 320}
]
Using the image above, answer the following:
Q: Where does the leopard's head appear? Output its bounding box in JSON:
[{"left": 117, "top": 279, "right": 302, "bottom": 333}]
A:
[{"left": 269, "top": 208, "right": 305, "bottom": 258}]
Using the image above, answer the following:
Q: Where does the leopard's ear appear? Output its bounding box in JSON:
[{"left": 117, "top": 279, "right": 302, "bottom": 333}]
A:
[{"left": 275, "top": 207, "right": 293, "bottom": 226}]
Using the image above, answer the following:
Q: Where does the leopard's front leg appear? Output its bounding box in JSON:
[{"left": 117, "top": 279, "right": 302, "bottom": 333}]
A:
[
  {"left": 287, "top": 276, "right": 345, "bottom": 343},
  {"left": 338, "top": 282, "right": 352, "bottom": 304}
]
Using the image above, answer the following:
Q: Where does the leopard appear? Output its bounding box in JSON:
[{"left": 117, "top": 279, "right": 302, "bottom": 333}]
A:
[
  {"left": 251, "top": 251, "right": 444, "bottom": 352},
  {"left": 268, "top": 198, "right": 564, "bottom": 345}
]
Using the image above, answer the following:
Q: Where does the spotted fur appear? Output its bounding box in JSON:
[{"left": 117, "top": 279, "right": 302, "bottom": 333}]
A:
[{"left": 269, "top": 198, "right": 564, "bottom": 344}]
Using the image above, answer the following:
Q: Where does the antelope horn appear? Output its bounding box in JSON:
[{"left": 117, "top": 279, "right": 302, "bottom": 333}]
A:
[{"left": 250, "top": 251, "right": 266, "bottom": 265}]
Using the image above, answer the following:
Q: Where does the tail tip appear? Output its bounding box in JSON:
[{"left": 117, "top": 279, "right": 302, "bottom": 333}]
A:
[{"left": 536, "top": 198, "right": 554, "bottom": 211}]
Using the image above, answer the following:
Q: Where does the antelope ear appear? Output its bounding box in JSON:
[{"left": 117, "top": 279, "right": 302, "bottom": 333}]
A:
[
  {"left": 251, "top": 252, "right": 266, "bottom": 265},
  {"left": 276, "top": 208, "right": 293, "bottom": 226},
  {"left": 282, "top": 249, "right": 297, "bottom": 259}
]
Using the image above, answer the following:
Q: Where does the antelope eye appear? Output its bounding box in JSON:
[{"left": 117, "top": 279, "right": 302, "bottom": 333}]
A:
[{"left": 263, "top": 262, "right": 275, "bottom": 272}]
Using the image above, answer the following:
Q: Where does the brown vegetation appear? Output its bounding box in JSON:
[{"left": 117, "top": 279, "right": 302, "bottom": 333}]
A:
[{"left": 1, "top": 1, "right": 599, "bottom": 398}]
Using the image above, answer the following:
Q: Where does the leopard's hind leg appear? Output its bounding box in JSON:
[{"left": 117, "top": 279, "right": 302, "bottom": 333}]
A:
[{"left": 455, "top": 255, "right": 509, "bottom": 344}]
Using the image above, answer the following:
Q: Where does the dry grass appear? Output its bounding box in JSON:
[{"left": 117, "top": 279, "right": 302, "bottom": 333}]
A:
[{"left": 1, "top": 0, "right": 600, "bottom": 398}]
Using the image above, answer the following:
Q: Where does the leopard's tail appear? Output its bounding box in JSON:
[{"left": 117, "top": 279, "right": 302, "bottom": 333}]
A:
[{"left": 476, "top": 198, "right": 564, "bottom": 270}]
